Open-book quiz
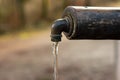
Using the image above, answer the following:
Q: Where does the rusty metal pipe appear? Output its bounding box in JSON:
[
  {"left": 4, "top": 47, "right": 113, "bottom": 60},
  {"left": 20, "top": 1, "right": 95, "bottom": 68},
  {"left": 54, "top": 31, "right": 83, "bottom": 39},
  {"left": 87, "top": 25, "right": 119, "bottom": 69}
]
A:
[{"left": 51, "top": 6, "right": 120, "bottom": 42}]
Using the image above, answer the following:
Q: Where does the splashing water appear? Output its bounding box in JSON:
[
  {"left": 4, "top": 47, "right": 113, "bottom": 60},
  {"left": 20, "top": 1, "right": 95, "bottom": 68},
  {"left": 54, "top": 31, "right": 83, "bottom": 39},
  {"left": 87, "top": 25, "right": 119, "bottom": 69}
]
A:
[{"left": 52, "top": 42, "right": 59, "bottom": 80}]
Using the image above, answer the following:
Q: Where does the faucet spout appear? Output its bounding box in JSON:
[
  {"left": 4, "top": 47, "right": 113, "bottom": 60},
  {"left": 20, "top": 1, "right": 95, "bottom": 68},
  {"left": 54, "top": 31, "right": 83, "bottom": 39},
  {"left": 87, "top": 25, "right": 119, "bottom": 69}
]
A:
[{"left": 51, "top": 18, "right": 69, "bottom": 42}]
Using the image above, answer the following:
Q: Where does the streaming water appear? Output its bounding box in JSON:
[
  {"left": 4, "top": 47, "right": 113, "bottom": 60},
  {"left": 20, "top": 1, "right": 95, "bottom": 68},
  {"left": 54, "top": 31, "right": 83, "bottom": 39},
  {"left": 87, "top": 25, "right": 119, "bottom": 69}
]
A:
[{"left": 52, "top": 42, "right": 59, "bottom": 80}]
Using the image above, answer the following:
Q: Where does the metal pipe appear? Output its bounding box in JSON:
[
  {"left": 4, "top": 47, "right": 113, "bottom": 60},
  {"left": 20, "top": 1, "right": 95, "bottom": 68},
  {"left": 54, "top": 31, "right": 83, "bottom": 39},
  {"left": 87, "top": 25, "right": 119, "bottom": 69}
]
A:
[
  {"left": 51, "top": 18, "right": 69, "bottom": 42},
  {"left": 51, "top": 6, "right": 120, "bottom": 42}
]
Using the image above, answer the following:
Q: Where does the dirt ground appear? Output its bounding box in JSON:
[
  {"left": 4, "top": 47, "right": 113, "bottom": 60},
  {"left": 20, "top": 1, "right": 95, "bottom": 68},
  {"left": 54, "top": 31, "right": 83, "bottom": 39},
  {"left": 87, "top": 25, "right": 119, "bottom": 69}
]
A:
[{"left": 0, "top": 28, "right": 116, "bottom": 80}]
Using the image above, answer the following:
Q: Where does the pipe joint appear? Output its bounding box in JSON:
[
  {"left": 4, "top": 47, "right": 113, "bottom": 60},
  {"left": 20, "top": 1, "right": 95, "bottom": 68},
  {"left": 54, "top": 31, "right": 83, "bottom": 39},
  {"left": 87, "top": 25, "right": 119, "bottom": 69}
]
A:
[{"left": 51, "top": 18, "right": 69, "bottom": 42}]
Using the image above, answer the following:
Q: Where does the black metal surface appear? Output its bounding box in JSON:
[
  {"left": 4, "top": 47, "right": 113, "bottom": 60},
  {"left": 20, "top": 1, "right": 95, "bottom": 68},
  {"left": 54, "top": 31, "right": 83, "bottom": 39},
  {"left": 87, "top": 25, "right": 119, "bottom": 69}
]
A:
[
  {"left": 51, "top": 19, "right": 69, "bottom": 42},
  {"left": 62, "top": 6, "right": 120, "bottom": 40},
  {"left": 51, "top": 6, "right": 120, "bottom": 42}
]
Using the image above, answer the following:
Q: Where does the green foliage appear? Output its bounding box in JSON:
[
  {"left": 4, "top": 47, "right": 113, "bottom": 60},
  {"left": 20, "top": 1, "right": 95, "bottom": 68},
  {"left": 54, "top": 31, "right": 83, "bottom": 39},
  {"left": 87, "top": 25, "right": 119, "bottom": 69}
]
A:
[
  {"left": 17, "top": 0, "right": 29, "bottom": 3},
  {"left": 41, "top": 0, "right": 48, "bottom": 19},
  {"left": 0, "top": 7, "right": 13, "bottom": 22}
]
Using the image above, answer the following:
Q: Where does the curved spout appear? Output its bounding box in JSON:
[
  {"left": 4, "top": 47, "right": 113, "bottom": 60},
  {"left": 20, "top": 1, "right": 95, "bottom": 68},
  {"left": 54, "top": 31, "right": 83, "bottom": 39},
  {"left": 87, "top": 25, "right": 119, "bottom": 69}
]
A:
[{"left": 51, "top": 18, "right": 69, "bottom": 42}]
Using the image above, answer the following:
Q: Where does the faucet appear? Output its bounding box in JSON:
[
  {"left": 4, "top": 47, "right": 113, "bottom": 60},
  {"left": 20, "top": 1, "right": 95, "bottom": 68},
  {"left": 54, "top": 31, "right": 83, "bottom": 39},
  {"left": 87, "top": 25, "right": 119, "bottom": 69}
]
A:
[
  {"left": 51, "top": 6, "right": 120, "bottom": 42},
  {"left": 51, "top": 18, "right": 69, "bottom": 42}
]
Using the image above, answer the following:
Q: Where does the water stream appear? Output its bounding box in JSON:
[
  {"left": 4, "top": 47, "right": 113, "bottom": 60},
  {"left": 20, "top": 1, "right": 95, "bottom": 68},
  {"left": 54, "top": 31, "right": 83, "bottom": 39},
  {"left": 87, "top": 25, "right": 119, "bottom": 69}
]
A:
[{"left": 52, "top": 42, "right": 59, "bottom": 80}]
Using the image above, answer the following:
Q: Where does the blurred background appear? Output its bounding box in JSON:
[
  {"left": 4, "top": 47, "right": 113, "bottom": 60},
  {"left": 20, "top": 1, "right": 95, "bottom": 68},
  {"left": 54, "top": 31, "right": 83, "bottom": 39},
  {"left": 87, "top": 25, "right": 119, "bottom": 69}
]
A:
[{"left": 0, "top": 0, "right": 120, "bottom": 80}]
